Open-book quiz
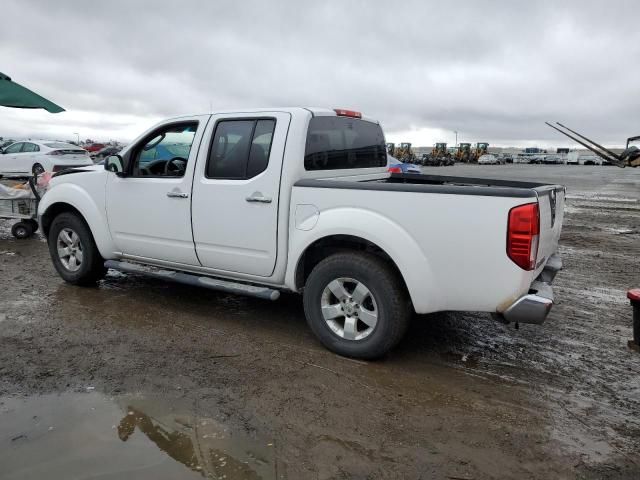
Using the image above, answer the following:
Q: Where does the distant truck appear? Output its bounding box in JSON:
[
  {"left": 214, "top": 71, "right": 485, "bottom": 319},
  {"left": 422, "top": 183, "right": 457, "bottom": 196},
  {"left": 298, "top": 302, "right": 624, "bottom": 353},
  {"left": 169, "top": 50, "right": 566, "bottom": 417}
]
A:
[
  {"left": 566, "top": 151, "right": 603, "bottom": 166},
  {"left": 39, "top": 107, "right": 565, "bottom": 359}
]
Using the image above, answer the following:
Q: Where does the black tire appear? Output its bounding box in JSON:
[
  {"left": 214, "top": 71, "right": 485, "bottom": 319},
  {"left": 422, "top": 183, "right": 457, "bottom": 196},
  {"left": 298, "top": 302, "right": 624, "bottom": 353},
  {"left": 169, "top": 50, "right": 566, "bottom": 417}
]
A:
[
  {"left": 11, "top": 221, "right": 33, "bottom": 239},
  {"left": 48, "top": 212, "right": 107, "bottom": 285},
  {"left": 303, "top": 252, "right": 411, "bottom": 359},
  {"left": 27, "top": 219, "right": 39, "bottom": 233},
  {"left": 32, "top": 163, "right": 45, "bottom": 175}
]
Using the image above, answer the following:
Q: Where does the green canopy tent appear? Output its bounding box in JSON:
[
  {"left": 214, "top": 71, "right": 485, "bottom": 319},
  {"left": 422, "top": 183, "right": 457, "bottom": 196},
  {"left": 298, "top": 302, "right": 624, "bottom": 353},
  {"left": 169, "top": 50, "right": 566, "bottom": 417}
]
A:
[{"left": 0, "top": 72, "right": 65, "bottom": 113}]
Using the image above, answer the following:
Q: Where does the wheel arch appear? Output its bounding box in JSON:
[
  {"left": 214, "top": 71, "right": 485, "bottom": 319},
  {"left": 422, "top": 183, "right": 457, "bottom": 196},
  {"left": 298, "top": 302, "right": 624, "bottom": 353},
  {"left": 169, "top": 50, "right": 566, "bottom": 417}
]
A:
[
  {"left": 41, "top": 202, "right": 84, "bottom": 238},
  {"left": 287, "top": 207, "right": 441, "bottom": 313},
  {"left": 294, "top": 234, "right": 407, "bottom": 292},
  {"left": 39, "top": 185, "right": 117, "bottom": 258}
]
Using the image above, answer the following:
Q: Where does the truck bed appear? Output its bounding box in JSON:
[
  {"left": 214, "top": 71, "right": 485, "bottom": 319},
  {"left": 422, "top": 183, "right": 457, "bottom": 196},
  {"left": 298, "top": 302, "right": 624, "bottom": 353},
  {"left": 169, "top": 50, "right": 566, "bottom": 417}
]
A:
[{"left": 292, "top": 172, "right": 565, "bottom": 314}]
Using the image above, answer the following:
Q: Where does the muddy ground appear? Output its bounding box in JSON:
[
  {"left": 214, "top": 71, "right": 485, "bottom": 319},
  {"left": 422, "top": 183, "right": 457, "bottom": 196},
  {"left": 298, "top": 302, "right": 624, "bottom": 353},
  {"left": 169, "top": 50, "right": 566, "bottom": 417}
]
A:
[{"left": 0, "top": 165, "right": 639, "bottom": 479}]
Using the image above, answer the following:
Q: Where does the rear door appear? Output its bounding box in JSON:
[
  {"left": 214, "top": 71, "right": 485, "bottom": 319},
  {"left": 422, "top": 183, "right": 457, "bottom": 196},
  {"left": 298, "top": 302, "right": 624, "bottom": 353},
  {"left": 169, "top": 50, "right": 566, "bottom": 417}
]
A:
[{"left": 191, "top": 112, "right": 291, "bottom": 277}]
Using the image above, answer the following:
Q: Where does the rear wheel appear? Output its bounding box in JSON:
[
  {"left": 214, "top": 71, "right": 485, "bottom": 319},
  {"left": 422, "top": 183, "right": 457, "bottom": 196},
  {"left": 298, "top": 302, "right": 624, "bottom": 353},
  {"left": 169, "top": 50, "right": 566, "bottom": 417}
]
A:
[
  {"left": 303, "top": 252, "right": 411, "bottom": 359},
  {"left": 32, "top": 163, "right": 45, "bottom": 175},
  {"left": 11, "top": 221, "right": 33, "bottom": 239},
  {"left": 48, "top": 212, "right": 107, "bottom": 285}
]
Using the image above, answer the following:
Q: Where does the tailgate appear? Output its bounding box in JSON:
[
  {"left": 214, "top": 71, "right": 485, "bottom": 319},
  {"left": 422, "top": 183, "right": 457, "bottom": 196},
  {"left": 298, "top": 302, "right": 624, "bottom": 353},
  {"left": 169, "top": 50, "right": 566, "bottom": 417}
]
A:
[{"left": 535, "top": 186, "right": 565, "bottom": 272}]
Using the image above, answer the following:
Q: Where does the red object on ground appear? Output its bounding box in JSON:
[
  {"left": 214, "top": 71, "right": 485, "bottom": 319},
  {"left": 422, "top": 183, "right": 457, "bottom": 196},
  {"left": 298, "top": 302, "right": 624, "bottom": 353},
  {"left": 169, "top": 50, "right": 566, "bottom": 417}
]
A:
[
  {"left": 629, "top": 289, "right": 640, "bottom": 352},
  {"left": 628, "top": 289, "right": 640, "bottom": 302}
]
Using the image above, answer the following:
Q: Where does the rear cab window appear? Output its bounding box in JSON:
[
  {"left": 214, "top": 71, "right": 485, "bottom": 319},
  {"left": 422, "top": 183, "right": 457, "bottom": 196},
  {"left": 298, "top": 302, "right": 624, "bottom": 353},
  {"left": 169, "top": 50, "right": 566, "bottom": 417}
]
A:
[{"left": 304, "top": 116, "right": 387, "bottom": 171}]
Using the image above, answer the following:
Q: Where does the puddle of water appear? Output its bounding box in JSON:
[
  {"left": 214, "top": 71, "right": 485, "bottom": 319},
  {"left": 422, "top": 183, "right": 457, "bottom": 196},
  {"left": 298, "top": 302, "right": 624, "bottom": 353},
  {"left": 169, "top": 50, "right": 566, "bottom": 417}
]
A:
[{"left": 0, "top": 392, "right": 276, "bottom": 480}]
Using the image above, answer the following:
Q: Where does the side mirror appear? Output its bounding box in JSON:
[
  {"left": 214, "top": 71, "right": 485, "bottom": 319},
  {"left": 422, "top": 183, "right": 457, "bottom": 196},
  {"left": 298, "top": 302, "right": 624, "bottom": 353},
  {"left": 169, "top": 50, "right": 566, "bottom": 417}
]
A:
[{"left": 105, "top": 155, "right": 125, "bottom": 176}]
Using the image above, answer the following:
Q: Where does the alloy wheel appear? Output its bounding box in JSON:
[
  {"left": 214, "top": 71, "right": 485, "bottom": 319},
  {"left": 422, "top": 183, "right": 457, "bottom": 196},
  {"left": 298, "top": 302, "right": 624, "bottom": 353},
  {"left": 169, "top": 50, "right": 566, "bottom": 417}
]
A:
[
  {"left": 320, "top": 277, "right": 378, "bottom": 341},
  {"left": 57, "top": 227, "right": 83, "bottom": 272}
]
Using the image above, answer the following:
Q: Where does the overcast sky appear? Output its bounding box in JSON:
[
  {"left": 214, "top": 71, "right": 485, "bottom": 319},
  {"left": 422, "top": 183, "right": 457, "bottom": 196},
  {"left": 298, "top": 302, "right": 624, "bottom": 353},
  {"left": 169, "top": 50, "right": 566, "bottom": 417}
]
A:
[{"left": 1, "top": 0, "right": 638, "bottom": 147}]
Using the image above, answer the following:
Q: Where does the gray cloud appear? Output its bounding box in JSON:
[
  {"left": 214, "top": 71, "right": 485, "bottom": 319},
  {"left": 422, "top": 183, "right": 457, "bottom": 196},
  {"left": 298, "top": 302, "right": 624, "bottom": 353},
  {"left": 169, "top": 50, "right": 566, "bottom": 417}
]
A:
[{"left": 1, "top": 0, "right": 638, "bottom": 146}]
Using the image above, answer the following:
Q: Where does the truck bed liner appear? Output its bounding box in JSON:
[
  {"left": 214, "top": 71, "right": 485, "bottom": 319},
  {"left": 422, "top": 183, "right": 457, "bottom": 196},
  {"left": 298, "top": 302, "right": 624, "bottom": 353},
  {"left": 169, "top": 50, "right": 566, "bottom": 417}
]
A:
[{"left": 295, "top": 173, "right": 563, "bottom": 198}]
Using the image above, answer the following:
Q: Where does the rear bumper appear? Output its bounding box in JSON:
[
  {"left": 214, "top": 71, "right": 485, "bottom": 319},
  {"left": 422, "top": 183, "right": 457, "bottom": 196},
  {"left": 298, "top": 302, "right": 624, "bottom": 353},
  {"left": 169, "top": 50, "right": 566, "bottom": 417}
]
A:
[{"left": 500, "top": 254, "right": 562, "bottom": 325}]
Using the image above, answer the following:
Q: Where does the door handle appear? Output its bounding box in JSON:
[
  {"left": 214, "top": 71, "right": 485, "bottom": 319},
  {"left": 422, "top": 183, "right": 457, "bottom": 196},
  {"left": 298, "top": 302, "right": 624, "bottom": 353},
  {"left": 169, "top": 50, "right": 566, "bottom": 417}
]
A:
[
  {"left": 246, "top": 192, "right": 272, "bottom": 203},
  {"left": 167, "top": 191, "right": 189, "bottom": 198}
]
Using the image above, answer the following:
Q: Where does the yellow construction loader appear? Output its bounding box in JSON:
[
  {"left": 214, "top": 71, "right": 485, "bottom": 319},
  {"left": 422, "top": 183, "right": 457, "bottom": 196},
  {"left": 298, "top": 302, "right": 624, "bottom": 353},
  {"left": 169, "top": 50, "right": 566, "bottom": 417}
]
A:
[
  {"left": 455, "top": 142, "right": 472, "bottom": 163},
  {"left": 471, "top": 142, "right": 489, "bottom": 162},
  {"left": 426, "top": 142, "right": 453, "bottom": 166},
  {"left": 395, "top": 142, "right": 417, "bottom": 163}
]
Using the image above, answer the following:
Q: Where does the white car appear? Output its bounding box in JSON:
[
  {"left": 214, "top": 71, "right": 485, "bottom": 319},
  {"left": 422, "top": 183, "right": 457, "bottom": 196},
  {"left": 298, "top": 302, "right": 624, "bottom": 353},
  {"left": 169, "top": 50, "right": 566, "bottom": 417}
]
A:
[
  {"left": 39, "top": 107, "right": 565, "bottom": 359},
  {"left": 478, "top": 153, "right": 501, "bottom": 165},
  {"left": 0, "top": 140, "right": 92, "bottom": 177}
]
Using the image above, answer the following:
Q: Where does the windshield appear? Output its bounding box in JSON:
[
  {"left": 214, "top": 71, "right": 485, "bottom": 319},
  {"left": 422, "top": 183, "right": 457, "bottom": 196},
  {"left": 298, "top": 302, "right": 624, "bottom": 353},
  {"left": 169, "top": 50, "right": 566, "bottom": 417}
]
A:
[
  {"left": 139, "top": 128, "right": 195, "bottom": 166},
  {"left": 627, "top": 137, "right": 640, "bottom": 149},
  {"left": 304, "top": 116, "right": 387, "bottom": 170}
]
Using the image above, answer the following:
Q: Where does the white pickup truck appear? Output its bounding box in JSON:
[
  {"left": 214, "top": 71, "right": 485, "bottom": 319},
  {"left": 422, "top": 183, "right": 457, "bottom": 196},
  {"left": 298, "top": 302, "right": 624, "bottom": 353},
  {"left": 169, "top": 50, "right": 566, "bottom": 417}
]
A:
[{"left": 38, "top": 108, "right": 565, "bottom": 359}]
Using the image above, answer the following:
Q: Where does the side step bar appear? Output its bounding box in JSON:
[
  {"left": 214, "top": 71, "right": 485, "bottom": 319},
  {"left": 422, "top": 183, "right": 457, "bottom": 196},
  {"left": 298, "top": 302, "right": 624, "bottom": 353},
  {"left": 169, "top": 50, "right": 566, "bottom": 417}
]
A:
[{"left": 104, "top": 260, "right": 280, "bottom": 301}]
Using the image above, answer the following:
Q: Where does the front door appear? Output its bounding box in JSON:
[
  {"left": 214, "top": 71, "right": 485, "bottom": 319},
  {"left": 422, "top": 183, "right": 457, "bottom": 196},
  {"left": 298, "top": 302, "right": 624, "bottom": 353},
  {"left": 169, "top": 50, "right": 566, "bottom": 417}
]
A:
[
  {"left": 106, "top": 116, "right": 209, "bottom": 265},
  {"left": 0, "top": 142, "right": 25, "bottom": 174},
  {"left": 191, "top": 112, "right": 291, "bottom": 277}
]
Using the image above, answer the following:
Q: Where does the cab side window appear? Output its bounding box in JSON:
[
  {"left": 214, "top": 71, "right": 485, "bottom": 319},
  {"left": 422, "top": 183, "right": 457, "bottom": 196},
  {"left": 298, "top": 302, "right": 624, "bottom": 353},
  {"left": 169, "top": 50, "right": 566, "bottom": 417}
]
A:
[
  {"left": 22, "top": 143, "right": 39, "bottom": 153},
  {"left": 130, "top": 122, "right": 198, "bottom": 177},
  {"left": 247, "top": 120, "right": 276, "bottom": 178},
  {"left": 206, "top": 119, "right": 276, "bottom": 179}
]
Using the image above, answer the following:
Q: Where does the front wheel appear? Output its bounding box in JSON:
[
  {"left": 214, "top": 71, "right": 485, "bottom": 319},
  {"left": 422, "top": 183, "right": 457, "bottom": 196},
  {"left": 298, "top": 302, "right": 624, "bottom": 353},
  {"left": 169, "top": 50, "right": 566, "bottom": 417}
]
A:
[
  {"left": 48, "top": 212, "right": 107, "bottom": 285},
  {"left": 303, "top": 252, "right": 411, "bottom": 359}
]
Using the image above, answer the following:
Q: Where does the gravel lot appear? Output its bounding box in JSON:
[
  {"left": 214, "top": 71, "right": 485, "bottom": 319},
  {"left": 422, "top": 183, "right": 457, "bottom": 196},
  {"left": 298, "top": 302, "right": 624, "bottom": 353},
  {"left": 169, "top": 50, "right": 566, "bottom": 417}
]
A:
[{"left": 1, "top": 165, "right": 639, "bottom": 479}]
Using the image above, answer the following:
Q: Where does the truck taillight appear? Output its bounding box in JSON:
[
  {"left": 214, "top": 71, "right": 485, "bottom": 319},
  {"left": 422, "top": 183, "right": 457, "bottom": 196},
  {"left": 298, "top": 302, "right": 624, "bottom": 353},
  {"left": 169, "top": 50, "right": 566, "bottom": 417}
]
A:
[
  {"left": 507, "top": 202, "right": 539, "bottom": 270},
  {"left": 334, "top": 108, "right": 362, "bottom": 118},
  {"left": 388, "top": 166, "right": 402, "bottom": 173}
]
